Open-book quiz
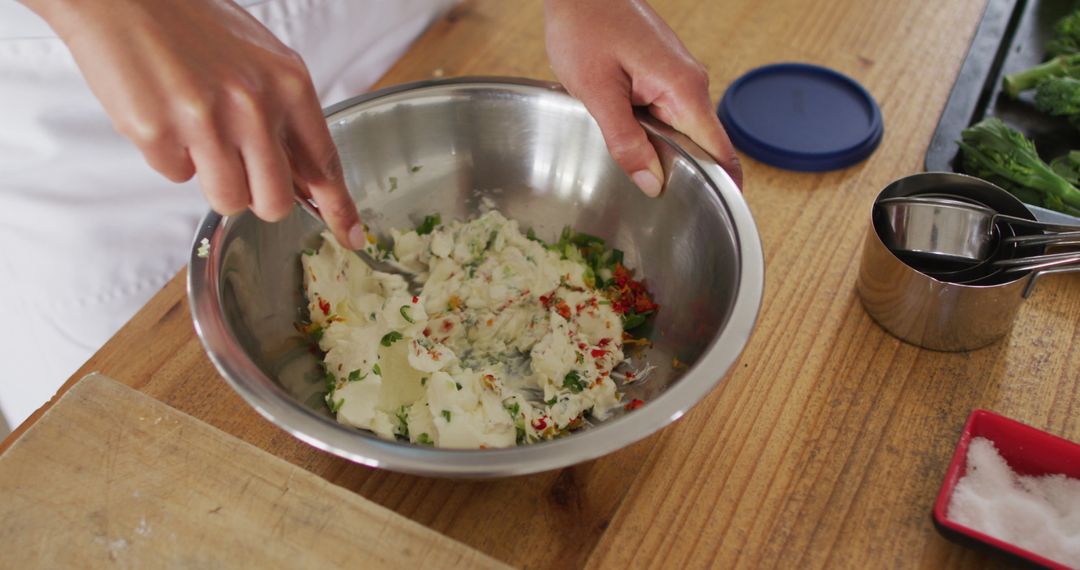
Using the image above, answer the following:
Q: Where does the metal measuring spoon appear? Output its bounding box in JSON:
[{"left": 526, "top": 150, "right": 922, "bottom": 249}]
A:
[{"left": 876, "top": 194, "right": 1080, "bottom": 265}]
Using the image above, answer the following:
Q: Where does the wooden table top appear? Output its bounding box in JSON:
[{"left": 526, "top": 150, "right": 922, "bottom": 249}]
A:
[{"left": 7, "top": 0, "right": 1080, "bottom": 567}]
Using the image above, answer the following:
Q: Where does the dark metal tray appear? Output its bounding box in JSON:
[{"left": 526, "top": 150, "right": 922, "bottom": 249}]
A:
[{"left": 924, "top": 0, "right": 1080, "bottom": 225}]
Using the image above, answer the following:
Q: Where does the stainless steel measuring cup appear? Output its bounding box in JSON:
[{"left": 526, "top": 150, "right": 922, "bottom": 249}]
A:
[{"left": 857, "top": 172, "right": 1080, "bottom": 352}]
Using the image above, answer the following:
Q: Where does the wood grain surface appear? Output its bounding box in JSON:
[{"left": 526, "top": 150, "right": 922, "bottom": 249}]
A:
[
  {"left": 5, "top": 0, "right": 1080, "bottom": 568},
  {"left": 0, "top": 374, "right": 507, "bottom": 569}
]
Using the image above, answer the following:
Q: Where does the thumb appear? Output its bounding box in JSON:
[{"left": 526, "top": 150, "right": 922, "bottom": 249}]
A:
[
  {"left": 576, "top": 82, "right": 665, "bottom": 198},
  {"left": 653, "top": 89, "right": 743, "bottom": 189}
]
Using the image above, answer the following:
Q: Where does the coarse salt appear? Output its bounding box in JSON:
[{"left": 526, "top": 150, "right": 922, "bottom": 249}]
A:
[{"left": 948, "top": 437, "right": 1080, "bottom": 567}]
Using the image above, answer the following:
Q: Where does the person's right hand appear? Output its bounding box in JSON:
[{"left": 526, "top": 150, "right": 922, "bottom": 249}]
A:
[{"left": 22, "top": 0, "right": 366, "bottom": 249}]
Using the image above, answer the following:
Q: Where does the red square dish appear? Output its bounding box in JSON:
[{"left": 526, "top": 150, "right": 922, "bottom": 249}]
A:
[{"left": 933, "top": 409, "right": 1080, "bottom": 569}]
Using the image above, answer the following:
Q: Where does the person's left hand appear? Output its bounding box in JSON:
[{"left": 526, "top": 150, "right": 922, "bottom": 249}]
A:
[{"left": 543, "top": 0, "right": 742, "bottom": 197}]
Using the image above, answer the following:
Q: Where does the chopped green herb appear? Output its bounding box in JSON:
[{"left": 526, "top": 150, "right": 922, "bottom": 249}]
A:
[
  {"left": 389, "top": 176, "right": 398, "bottom": 192},
  {"left": 410, "top": 165, "right": 423, "bottom": 173},
  {"left": 570, "top": 230, "right": 605, "bottom": 247},
  {"left": 323, "top": 371, "right": 337, "bottom": 393},
  {"left": 347, "top": 369, "right": 367, "bottom": 382},
  {"left": 375, "top": 240, "right": 393, "bottom": 256},
  {"left": 369, "top": 311, "right": 377, "bottom": 321},
  {"left": 311, "top": 326, "right": 325, "bottom": 342},
  {"left": 516, "top": 426, "right": 527, "bottom": 445},
  {"left": 302, "top": 248, "right": 316, "bottom": 256},
  {"left": 563, "top": 370, "right": 585, "bottom": 393},
  {"left": 416, "top": 433, "right": 434, "bottom": 446},
  {"left": 421, "top": 377, "right": 428, "bottom": 386},
  {"left": 483, "top": 229, "right": 499, "bottom": 252},
  {"left": 380, "top": 331, "right": 404, "bottom": 346},
  {"left": 327, "top": 396, "right": 344, "bottom": 414},
  {"left": 506, "top": 401, "right": 521, "bottom": 418},
  {"left": 373, "top": 363, "right": 382, "bottom": 376},
  {"left": 394, "top": 405, "right": 409, "bottom": 438},
  {"left": 455, "top": 382, "right": 463, "bottom": 391},
  {"left": 526, "top": 227, "right": 545, "bottom": 244},
  {"left": 576, "top": 352, "right": 585, "bottom": 365},
  {"left": 622, "top": 311, "right": 651, "bottom": 330},
  {"left": 583, "top": 265, "right": 596, "bottom": 289},
  {"left": 399, "top": 305, "right": 415, "bottom": 324},
  {"left": 441, "top": 410, "right": 452, "bottom": 422},
  {"left": 416, "top": 213, "right": 441, "bottom": 235},
  {"left": 545, "top": 396, "right": 558, "bottom": 406}
]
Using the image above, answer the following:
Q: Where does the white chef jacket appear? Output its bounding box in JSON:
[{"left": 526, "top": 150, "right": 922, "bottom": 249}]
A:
[{"left": 0, "top": 0, "right": 456, "bottom": 430}]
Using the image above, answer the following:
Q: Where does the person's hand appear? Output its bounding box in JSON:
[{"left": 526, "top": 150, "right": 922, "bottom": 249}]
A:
[
  {"left": 21, "top": 0, "right": 365, "bottom": 249},
  {"left": 543, "top": 0, "right": 742, "bottom": 196}
]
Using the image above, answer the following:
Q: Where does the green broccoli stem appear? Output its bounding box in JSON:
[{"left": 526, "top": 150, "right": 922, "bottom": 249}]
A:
[
  {"left": 960, "top": 141, "right": 1080, "bottom": 210},
  {"left": 1003, "top": 54, "right": 1080, "bottom": 98}
]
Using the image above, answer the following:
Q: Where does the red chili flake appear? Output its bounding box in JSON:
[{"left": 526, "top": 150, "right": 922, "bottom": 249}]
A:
[
  {"left": 554, "top": 300, "right": 572, "bottom": 320},
  {"left": 598, "top": 338, "right": 611, "bottom": 347},
  {"left": 538, "top": 294, "right": 554, "bottom": 309},
  {"left": 317, "top": 297, "right": 331, "bottom": 316},
  {"left": 487, "top": 318, "right": 494, "bottom": 327},
  {"left": 577, "top": 342, "right": 587, "bottom": 350},
  {"left": 442, "top": 320, "right": 453, "bottom": 331},
  {"left": 625, "top": 399, "right": 645, "bottom": 411},
  {"left": 590, "top": 349, "right": 607, "bottom": 358},
  {"left": 606, "top": 263, "right": 659, "bottom": 317},
  {"left": 625, "top": 371, "right": 636, "bottom": 379},
  {"left": 531, "top": 417, "right": 548, "bottom": 430},
  {"left": 423, "top": 328, "right": 431, "bottom": 337},
  {"left": 412, "top": 295, "right": 419, "bottom": 303},
  {"left": 575, "top": 303, "right": 584, "bottom": 314}
]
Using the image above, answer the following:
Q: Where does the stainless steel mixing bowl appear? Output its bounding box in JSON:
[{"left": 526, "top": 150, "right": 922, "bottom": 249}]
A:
[{"left": 188, "top": 77, "right": 763, "bottom": 478}]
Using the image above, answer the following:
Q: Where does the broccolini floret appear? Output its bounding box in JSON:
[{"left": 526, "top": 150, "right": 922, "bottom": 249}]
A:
[
  {"left": 1047, "top": 10, "right": 1080, "bottom": 58},
  {"left": 1002, "top": 53, "right": 1080, "bottom": 98},
  {"left": 958, "top": 118, "right": 1080, "bottom": 215},
  {"left": 1033, "top": 76, "right": 1080, "bottom": 128}
]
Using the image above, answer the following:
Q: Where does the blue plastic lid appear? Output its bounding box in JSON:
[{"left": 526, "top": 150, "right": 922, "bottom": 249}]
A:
[{"left": 717, "top": 63, "right": 883, "bottom": 172}]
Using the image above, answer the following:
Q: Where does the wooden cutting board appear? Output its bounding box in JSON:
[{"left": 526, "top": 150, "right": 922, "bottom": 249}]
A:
[{"left": 0, "top": 374, "right": 509, "bottom": 569}]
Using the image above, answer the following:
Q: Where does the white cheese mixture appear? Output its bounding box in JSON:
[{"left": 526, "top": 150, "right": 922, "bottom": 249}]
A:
[{"left": 302, "top": 211, "right": 627, "bottom": 449}]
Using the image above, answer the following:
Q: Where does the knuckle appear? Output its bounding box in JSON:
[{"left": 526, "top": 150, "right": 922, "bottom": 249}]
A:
[
  {"left": 276, "top": 57, "right": 312, "bottom": 100},
  {"left": 321, "top": 197, "right": 358, "bottom": 224},
  {"left": 675, "top": 64, "right": 710, "bottom": 93},
  {"left": 227, "top": 83, "right": 267, "bottom": 119},
  {"left": 320, "top": 150, "right": 343, "bottom": 182},
  {"left": 118, "top": 116, "right": 171, "bottom": 148},
  {"left": 179, "top": 95, "right": 218, "bottom": 134},
  {"left": 605, "top": 132, "right": 649, "bottom": 164}
]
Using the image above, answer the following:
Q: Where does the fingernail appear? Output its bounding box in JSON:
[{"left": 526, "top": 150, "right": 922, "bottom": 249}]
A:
[
  {"left": 348, "top": 223, "right": 366, "bottom": 250},
  {"left": 631, "top": 170, "right": 662, "bottom": 197}
]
